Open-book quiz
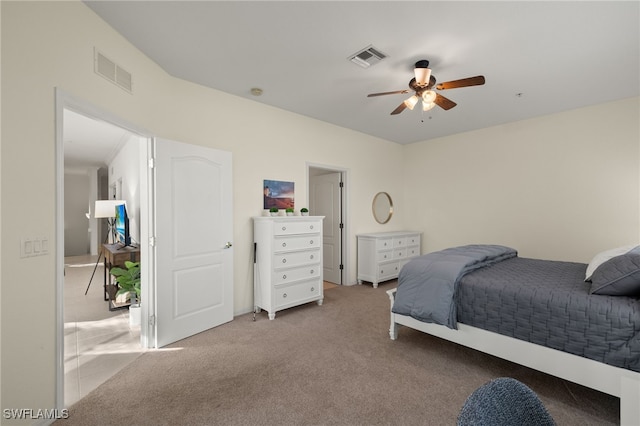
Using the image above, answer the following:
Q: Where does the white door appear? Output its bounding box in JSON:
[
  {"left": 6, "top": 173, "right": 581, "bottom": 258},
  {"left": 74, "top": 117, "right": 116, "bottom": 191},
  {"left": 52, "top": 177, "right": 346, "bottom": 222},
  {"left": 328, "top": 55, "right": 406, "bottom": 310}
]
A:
[
  {"left": 310, "top": 172, "right": 342, "bottom": 284},
  {"left": 154, "top": 138, "right": 233, "bottom": 347}
]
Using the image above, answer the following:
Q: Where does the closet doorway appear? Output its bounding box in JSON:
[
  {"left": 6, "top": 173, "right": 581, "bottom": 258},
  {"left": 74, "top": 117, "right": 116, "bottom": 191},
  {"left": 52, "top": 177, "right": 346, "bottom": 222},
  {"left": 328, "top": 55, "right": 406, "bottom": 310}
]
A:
[{"left": 308, "top": 164, "right": 348, "bottom": 285}]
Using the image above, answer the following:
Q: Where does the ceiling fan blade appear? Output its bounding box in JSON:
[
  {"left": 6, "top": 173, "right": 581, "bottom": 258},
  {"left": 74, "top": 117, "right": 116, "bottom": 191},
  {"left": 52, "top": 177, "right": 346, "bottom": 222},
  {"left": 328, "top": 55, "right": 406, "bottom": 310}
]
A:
[
  {"left": 436, "top": 75, "right": 485, "bottom": 90},
  {"left": 434, "top": 93, "right": 457, "bottom": 110},
  {"left": 367, "top": 89, "right": 410, "bottom": 97},
  {"left": 390, "top": 102, "right": 407, "bottom": 115}
]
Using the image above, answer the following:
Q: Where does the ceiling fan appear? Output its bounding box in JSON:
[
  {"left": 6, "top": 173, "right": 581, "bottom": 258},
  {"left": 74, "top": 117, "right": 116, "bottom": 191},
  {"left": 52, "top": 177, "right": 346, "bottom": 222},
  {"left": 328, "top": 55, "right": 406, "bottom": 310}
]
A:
[{"left": 367, "top": 60, "right": 485, "bottom": 115}]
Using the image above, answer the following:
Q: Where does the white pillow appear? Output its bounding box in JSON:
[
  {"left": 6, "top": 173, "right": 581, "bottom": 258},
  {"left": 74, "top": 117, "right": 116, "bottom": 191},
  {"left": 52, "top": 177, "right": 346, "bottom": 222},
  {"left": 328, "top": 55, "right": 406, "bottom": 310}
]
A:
[{"left": 585, "top": 244, "right": 638, "bottom": 281}]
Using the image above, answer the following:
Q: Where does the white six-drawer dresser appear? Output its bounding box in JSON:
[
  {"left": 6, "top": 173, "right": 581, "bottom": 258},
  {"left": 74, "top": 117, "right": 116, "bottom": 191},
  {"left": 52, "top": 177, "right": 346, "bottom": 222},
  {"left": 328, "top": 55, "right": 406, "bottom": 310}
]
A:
[{"left": 357, "top": 231, "right": 421, "bottom": 288}]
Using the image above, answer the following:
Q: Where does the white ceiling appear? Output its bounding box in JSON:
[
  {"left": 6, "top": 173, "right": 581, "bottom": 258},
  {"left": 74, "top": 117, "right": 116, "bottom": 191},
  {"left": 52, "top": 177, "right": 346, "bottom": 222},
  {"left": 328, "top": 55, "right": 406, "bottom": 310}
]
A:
[
  {"left": 67, "top": 1, "right": 639, "bottom": 166},
  {"left": 64, "top": 109, "right": 131, "bottom": 170}
]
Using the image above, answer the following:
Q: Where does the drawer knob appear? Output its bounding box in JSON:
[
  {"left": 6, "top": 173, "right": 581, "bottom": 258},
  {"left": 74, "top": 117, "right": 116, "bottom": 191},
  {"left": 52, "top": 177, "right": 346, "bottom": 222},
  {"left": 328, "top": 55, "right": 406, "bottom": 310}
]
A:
[
  {"left": 282, "top": 258, "right": 287, "bottom": 264},
  {"left": 310, "top": 269, "right": 314, "bottom": 274},
  {"left": 310, "top": 254, "right": 314, "bottom": 260},
  {"left": 282, "top": 242, "right": 287, "bottom": 247},
  {"left": 310, "top": 287, "right": 315, "bottom": 292},
  {"left": 283, "top": 274, "right": 287, "bottom": 280},
  {"left": 282, "top": 226, "right": 286, "bottom": 231},
  {"left": 310, "top": 225, "right": 314, "bottom": 230},
  {"left": 310, "top": 240, "right": 314, "bottom": 245},
  {"left": 283, "top": 293, "right": 287, "bottom": 298}
]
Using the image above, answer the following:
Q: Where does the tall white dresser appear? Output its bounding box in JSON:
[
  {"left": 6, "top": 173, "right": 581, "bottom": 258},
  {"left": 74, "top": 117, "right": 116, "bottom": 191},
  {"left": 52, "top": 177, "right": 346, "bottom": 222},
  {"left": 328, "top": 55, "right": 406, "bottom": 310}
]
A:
[
  {"left": 253, "top": 216, "right": 324, "bottom": 319},
  {"left": 357, "top": 231, "right": 421, "bottom": 288}
]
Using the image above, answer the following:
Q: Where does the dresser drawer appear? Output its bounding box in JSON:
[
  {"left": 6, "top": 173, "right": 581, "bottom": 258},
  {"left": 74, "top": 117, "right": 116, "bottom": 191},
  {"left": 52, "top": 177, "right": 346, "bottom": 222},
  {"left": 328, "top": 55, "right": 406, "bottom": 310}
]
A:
[
  {"left": 274, "top": 279, "right": 322, "bottom": 308},
  {"left": 406, "top": 245, "right": 420, "bottom": 258},
  {"left": 274, "top": 264, "right": 320, "bottom": 285},
  {"left": 393, "top": 237, "right": 407, "bottom": 248},
  {"left": 377, "top": 250, "right": 393, "bottom": 262},
  {"left": 274, "top": 249, "right": 320, "bottom": 269},
  {"left": 274, "top": 234, "right": 321, "bottom": 252},
  {"left": 274, "top": 221, "right": 321, "bottom": 236},
  {"left": 393, "top": 248, "right": 406, "bottom": 259},
  {"left": 378, "top": 261, "right": 400, "bottom": 280},
  {"left": 376, "top": 238, "right": 393, "bottom": 251},
  {"left": 406, "top": 235, "right": 420, "bottom": 246}
]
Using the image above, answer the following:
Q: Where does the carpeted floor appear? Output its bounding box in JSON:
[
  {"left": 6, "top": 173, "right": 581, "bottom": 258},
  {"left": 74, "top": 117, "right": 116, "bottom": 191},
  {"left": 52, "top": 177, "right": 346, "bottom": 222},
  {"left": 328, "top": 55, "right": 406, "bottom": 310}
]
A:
[{"left": 59, "top": 282, "right": 619, "bottom": 425}]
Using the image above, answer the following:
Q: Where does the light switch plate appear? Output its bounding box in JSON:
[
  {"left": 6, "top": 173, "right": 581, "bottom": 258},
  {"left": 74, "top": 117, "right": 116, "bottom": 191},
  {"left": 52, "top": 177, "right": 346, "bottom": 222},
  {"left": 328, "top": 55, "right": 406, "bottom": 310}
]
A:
[{"left": 21, "top": 236, "right": 49, "bottom": 258}]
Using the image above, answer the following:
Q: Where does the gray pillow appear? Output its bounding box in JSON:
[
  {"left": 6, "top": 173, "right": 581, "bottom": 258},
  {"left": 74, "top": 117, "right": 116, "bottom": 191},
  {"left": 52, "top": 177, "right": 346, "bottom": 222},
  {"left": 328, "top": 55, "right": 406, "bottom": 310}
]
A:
[{"left": 590, "top": 246, "right": 640, "bottom": 296}]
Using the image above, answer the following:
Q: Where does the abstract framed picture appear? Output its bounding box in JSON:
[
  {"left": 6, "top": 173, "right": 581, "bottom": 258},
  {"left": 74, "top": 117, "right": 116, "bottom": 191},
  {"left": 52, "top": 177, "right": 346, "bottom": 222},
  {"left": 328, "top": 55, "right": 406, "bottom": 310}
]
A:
[{"left": 263, "top": 180, "right": 294, "bottom": 209}]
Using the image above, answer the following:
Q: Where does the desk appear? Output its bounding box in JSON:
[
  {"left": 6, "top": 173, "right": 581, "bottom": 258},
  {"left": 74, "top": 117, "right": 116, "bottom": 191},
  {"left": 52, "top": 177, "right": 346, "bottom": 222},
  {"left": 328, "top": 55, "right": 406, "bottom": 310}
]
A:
[{"left": 103, "top": 243, "right": 140, "bottom": 311}]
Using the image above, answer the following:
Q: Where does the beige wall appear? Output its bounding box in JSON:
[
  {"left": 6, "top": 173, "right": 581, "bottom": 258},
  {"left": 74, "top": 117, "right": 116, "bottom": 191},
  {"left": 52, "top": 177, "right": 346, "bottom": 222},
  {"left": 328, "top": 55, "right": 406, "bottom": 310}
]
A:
[
  {"left": 403, "top": 97, "right": 640, "bottom": 262},
  {"left": 162, "top": 77, "right": 408, "bottom": 312},
  {"left": 1, "top": 1, "right": 404, "bottom": 417},
  {"left": 1, "top": 0, "right": 639, "bottom": 420}
]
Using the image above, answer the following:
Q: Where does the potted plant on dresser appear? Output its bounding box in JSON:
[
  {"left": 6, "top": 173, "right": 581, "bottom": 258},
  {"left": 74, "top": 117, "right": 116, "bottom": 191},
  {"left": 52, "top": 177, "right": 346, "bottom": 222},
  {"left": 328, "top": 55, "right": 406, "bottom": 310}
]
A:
[
  {"left": 111, "top": 260, "right": 141, "bottom": 327},
  {"left": 300, "top": 208, "right": 309, "bottom": 216},
  {"left": 269, "top": 207, "right": 279, "bottom": 216},
  {"left": 286, "top": 208, "right": 294, "bottom": 216}
]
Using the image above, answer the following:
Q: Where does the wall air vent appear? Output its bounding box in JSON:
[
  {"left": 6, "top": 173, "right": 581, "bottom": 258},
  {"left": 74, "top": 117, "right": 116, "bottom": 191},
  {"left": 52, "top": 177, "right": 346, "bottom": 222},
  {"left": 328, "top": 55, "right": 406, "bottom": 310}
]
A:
[
  {"left": 94, "top": 49, "right": 133, "bottom": 93},
  {"left": 348, "top": 45, "right": 387, "bottom": 68}
]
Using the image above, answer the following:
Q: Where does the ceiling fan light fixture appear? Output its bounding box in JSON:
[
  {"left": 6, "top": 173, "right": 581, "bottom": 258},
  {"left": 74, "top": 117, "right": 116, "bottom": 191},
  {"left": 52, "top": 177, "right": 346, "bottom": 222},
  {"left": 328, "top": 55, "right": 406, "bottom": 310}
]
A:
[
  {"left": 414, "top": 60, "right": 431, "bottom": 86},
  {"left": 422, "top": 101, "right": 436, "bottom": 111},
  {"left": 422, "top": 90, "right": 437, "bottom": 103},
  {"left": 414, "top": 67, "right": 432, "bottom": 86},
  {"left": 404, "top": 95, "right": 419, "bottom": 110}
]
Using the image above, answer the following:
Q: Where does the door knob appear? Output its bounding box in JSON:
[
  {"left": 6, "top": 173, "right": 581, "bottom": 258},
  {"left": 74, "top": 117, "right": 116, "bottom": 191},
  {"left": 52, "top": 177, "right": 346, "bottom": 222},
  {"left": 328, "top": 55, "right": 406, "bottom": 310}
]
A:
[{"left": 224, "top": 242, "right": 233, "bottom": 249}]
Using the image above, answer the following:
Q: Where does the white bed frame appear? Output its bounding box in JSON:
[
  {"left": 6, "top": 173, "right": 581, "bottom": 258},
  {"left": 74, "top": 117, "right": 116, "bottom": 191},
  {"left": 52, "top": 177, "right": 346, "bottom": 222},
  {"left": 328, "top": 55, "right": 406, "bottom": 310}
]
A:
[{"left": 387, "top": 288, "right": 640, "bottom": 425}]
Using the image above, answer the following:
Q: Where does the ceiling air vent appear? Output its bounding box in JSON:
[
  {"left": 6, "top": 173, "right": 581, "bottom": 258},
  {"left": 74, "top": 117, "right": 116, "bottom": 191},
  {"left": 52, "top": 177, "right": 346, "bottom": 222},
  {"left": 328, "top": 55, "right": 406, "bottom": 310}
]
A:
[
  {"left": 349, "top": 45, "right": 387, "bottom": 68},
  {"left": 94, "top": 49, "right": 133, "bottom": 93}
]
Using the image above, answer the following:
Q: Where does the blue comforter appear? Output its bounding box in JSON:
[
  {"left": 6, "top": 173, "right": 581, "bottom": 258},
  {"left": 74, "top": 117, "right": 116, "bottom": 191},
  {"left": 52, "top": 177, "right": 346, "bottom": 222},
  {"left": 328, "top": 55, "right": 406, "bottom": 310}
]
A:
[{"left": 392, "top": 245, "right": 517, "bottom": 329}]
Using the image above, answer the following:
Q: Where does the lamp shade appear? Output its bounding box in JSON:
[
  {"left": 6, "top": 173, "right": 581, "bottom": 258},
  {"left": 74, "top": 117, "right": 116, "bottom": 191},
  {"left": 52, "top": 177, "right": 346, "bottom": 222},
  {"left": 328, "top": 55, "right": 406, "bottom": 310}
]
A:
[
  {"left": 403, "top": 95, "right": 420, "bottom": 110},
  {"left": 422, "top": 90, "right": 437, "bottom": 103},
  {"left": 422, "top": 101, "right": 436, "bottom": 111},
  {"left": 414, "top": 60, "right": 431, "bottom": 86},
  {"left": 421, "top": 90, "right": 437, "bottom": 111},
  {"left": 94, "top": 200, "right": 125, "bottom": 218},
  {"left": 414, "top": 67, "right": 432, "bottom": 86}
]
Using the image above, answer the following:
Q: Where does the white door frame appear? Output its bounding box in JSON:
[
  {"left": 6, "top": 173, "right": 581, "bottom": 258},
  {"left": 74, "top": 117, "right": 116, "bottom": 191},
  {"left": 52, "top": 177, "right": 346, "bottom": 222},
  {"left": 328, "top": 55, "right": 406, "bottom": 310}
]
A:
[
  {"left": 54, "top": 89, "right": 154, "bottom": 411},
  {"left": 306, "top": 162, "right": 351, "bottom": 286}
]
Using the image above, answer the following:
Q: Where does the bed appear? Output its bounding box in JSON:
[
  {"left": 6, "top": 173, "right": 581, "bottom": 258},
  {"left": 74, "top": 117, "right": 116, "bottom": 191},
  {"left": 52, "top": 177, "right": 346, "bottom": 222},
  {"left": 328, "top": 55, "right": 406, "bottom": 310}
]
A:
[{"left": 387, "top": 244, "right": 640, "bottom": 425}]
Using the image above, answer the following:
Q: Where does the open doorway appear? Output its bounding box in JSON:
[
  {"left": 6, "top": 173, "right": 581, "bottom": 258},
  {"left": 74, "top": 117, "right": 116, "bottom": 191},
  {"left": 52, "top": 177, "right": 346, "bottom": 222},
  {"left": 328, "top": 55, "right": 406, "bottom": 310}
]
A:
[
  {"left": 308, "top": 164, "right": 349, "bottom": 286},
  {"left": 57, "top": 91, "right": 236, "bottom": 410},
  {"left": 58, "top": 96, "right": 148, "bottom": 407}
]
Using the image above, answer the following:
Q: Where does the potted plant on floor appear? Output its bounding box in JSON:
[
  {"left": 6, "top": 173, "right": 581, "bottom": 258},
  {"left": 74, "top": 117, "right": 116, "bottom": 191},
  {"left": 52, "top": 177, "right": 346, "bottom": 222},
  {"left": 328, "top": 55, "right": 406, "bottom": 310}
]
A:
[{"left": 111, "top": 260, "right": 141, "bottom": 327}]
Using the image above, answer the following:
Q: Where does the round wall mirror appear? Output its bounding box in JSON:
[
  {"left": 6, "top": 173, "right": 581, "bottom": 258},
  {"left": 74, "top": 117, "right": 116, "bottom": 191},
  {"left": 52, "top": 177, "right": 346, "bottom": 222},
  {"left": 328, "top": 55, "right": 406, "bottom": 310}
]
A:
[{"left": 372, "top": 192, "right": 393, "bottom": 224}]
